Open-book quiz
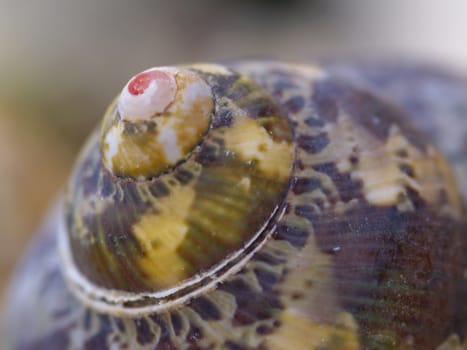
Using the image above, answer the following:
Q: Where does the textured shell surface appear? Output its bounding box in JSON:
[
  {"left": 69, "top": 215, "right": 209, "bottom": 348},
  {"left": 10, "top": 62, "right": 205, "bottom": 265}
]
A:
[{"left": 2, "top": 60, "right": 467, "bottom": 350}]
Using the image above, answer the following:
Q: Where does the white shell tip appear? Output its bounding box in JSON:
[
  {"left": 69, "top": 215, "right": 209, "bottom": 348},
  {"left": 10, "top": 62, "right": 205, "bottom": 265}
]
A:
[{"left": 118, "top": 68, "right": 177, "bottom": 122}]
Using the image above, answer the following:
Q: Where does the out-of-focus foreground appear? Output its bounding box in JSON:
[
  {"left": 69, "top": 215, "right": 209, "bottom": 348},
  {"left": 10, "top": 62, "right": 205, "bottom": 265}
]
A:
[{"left": 0, "top": 0, "right": 466, "bottom": 299}]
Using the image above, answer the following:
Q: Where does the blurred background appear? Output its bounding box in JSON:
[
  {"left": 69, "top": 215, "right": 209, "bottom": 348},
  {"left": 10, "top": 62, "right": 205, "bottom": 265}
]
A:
[{"left": 0, "top": 0, "right": 466, "bottom": 300}]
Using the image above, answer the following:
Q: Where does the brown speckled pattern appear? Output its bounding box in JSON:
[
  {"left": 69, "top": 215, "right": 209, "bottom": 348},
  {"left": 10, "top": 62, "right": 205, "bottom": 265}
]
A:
[{"left": 4, "top": 61, "right": 466, "bottom": 350}]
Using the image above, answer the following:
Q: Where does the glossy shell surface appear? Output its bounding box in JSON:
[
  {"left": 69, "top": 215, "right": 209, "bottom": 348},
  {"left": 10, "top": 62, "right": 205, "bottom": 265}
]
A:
[
  {"left": 3, "top": 61, "right": 467, "bottom": 350},
  {"left": 62, "top": 65, "right": 294, "bottom": 314}
]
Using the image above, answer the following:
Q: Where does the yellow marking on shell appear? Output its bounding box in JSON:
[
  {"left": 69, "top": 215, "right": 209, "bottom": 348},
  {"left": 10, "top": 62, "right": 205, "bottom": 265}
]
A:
[
  {"left": 280, "top": 247, "right": 339, "bottom": 322},
  {"left": 101, "top": 68, "right": 213, "bottom": 179},
  {"left": 367, "top": 125, "right": 461, "bottom": 217},
  {"left": 277, "top": 222, "right": 347, "bottom": 323},
  {"left": 268, "top": 221, "right": 360, "bottom": 348},
  {"left": 224, "top": 117, "right": 294, "bottom": 180},
  {"left": 384, "top": 126, "right": 462, "bottom": 210},
  {"left": 132, "top": 183, "right": 196, "bottom": 287},
  {"left": 266, "top": 310, "right": 360, "bottom": 350},
  {"left": 237, "top": 177, "right": 251, "bottom": 192},
  {"left": 437, "top": 334, "right": 467, "bottom": 350},
  {"left": 103, "top": 122, "right": 170, "bottom": 178},
  {"left": 352, "top": 124, "right": 419, "bottom": 207},
  {"left": 315, "top": 114, "right": 463, "bottom": 217}
]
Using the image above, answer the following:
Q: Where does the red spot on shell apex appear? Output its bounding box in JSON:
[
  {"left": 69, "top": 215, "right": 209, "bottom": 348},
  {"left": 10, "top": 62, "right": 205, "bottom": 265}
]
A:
[{"left": 128, "top": 70, "right": 172, "bottom": 96}]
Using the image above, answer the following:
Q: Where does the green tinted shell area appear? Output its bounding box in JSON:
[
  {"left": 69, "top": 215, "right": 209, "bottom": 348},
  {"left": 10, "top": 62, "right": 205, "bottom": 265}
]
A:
[{"left": 65, "top": 67, "right": 295, "bottom": 293}]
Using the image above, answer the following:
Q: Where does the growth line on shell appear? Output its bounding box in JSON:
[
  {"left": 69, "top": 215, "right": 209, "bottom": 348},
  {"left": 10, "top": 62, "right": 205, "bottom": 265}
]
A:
[{"left": 58, "top": 199, "right": 288, "bottom": 316}]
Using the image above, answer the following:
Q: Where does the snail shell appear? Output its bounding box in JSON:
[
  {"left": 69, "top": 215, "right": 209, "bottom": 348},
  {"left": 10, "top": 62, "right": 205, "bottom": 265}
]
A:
[{"left": 3, "top": 60, "right": 467, "bottom": 350}]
